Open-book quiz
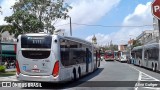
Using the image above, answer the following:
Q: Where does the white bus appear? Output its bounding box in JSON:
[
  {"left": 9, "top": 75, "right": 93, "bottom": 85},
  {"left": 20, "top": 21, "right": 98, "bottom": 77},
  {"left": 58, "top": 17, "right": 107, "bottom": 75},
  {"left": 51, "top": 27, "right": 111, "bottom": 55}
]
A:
[
  {"left": 118, "top": 51, "right": 129, "bottom": 62},
  {"left": 114, "top": 51, "right": 119, "bottom": 60},
  {"left": 131, "top": 46, "right": 143, "bottom": 66},
  {"left": 131, "top": 43, "right": 160, "bottom": 72},
  {"left": 143, "top": 43, "right": 159, "bottom": 71},
  {"left": 16, "top": 33, "right": 100, "bottom": 82}
]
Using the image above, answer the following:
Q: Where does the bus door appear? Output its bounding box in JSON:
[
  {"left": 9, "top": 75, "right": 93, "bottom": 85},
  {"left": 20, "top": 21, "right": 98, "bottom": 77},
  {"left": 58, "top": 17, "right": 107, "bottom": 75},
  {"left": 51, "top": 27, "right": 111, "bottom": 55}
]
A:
[
  {"left": 98, "top": 50, "right": 100, "bottom": 67},
  {"left": 144, "top": 50, "right": 149, "bottom": 67},
  {"left": 95, "top": 50, "right": 98, "bottom": 69},
  {"left": 86, "top": 48, "right": 89, "bottom": 73},
  {"left": 89, "top": 50, "right": 93, "bottom": 71}
]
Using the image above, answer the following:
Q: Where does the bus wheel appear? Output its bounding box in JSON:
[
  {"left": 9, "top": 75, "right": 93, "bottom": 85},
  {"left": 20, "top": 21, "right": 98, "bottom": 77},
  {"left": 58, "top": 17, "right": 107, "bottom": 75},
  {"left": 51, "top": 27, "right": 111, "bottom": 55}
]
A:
[
  {"left": 155, "top": 64, "right": 157, "bottom": 72},
  {"left": 73, "top": 69, "right": 77, "bottom": 81},
  {"left": 78, "top": 67, "right": 81, "bottom": 78},
  {"left": 152, "top": 63, "right": 155, "bottom": 71},
  {"left": 139, "top": 61, "right": 141, "bottom": 67}
]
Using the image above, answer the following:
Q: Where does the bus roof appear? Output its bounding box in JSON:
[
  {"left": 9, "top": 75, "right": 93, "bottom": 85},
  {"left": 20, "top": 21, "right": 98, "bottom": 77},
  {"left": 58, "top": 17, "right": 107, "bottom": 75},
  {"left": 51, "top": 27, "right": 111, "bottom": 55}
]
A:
[
  {"left": 22, "top": 33, "right": 50, "bottom": 36},
  {"left": 144, "top": 43, "right": 159, "bottom": 49},
  {"left": 132, "top": 43, "right": 159, "bottom": 51},
  {"left": 20, "top": 33, "right": 92, "bottom": 46},
  {"left": 132, "top": 46, "right": 142, "bottom": 51},
  {"left": 60, "top": 36, "right": 92, "bottom": 46}
]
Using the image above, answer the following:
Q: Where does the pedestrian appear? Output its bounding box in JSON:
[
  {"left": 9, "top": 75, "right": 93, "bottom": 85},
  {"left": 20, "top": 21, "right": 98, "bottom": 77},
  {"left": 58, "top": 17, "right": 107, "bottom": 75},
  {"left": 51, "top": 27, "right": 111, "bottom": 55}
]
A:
[
  {"left": 4, "top": 60, "right": 7, "bottom": 66},
  {"left": 4, "top": 60, "right": 9, "bottom": 68},
  {"left": 13, "top": 60, "right": 16, "bottom": 68},
  {"left": 6, "top": 59, "right": 10, "bottom": 69}
]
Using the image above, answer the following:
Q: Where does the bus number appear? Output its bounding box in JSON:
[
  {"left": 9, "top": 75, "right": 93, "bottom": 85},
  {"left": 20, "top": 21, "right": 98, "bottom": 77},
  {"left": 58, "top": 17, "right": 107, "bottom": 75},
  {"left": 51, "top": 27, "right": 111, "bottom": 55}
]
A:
[{"left": 33, "top": 40, "right": 42, "bottom": 44}]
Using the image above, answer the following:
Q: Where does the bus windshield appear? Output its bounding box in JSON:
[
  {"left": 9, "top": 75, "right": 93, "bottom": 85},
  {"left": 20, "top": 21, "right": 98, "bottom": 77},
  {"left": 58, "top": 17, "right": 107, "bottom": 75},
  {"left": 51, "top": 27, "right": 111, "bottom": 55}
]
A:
[
  {"left": 122, "top": 52, "right": 128, "bottom": 55},
  {"left": 106, "top": 52, "right": 113, "bottom": 56},
  {"left": 21, "top": 35, "right": 52, "bottom": 48}
]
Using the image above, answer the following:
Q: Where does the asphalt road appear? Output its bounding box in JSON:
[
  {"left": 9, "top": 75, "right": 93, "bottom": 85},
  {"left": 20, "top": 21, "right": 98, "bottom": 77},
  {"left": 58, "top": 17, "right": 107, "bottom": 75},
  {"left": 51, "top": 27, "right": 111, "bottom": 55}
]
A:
[{"left": 1, "top": 60, "right": 160, "bottom": 90}]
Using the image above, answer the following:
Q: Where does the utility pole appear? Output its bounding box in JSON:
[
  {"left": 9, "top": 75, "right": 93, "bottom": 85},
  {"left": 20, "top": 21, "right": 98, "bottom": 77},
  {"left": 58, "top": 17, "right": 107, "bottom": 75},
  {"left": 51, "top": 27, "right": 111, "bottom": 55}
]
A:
[
  {"left": 0, "top": 6, "right": 2, "bottom": 64},
  {"left": 70, "top": 17, "right": 72, "bottom": 36},
  {"left": 158, "top": 19, "right": 160, "bottom": 72},
  {"left": 158, "top": 20, "right": 160, "bottom": 42}
]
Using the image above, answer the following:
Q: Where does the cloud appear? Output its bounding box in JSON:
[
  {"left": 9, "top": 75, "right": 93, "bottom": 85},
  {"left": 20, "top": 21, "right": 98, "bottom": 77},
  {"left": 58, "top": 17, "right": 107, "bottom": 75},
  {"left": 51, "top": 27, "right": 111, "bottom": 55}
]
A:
[
  {"left": 86, "top": 33, "right": 111, "bottom": 46},
  {"left": 123, "top": 2, "right": 152, "bottom": 26},
  {"left": 0, "top": 0, "right": 16, "bottom": 25},
  {"left": 86, "top": 2, "right": 153, "bottom": 45},
  {"left": 54, "top": 0, "right": 120, "bottom": 31},
  {"left": 0, "top": 0, "right": 17, "bottom": 39}
]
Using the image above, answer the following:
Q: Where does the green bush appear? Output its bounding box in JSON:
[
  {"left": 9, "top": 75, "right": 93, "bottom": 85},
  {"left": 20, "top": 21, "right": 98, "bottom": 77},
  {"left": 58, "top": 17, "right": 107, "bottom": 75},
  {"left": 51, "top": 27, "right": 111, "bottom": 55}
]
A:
[{"left": 0, "top": 65, "right": 6, "bottom": 73}]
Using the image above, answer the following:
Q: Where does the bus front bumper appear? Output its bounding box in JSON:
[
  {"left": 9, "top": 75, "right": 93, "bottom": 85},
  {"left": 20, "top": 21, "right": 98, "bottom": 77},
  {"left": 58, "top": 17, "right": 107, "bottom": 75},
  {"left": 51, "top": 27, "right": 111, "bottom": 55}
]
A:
[
  {"left": 105, "top": 58, "right": 114, "bottom": 61},
  {"left": 120, "top": 59, "right": 127, "bottom": 62}
]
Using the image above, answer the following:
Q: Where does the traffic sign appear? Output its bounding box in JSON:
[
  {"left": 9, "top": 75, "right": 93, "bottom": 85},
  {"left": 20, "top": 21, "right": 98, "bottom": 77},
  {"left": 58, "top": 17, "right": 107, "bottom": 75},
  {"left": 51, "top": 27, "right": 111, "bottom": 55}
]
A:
[{"left": 152, "top": 0, "right": 160, "bottom": 20}]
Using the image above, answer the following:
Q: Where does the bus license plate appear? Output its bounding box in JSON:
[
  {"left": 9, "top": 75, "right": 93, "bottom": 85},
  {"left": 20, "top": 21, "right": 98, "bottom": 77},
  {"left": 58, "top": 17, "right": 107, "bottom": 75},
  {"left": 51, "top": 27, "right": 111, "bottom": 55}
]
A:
[{"left": 32, "top": 69, "right": 40, "bottom": 73}]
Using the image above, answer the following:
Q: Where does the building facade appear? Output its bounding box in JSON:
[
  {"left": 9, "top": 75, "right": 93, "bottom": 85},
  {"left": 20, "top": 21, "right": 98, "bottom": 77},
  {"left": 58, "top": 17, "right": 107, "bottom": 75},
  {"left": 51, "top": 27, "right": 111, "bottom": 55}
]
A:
[
  {"left": 136, "top": 30, "right": 158, "bottom": 45},
  {"left": 153, "top": 17, "right": 159, "bottom": 31},
  {"left": 118, "top": 44, "right": 128, "bottom": 51},
  {"left": 0, "top": 42, "right": 16, "bottom": 65},
  {"left": 92, "top": 35, "right": 97, "bottom": 44}
]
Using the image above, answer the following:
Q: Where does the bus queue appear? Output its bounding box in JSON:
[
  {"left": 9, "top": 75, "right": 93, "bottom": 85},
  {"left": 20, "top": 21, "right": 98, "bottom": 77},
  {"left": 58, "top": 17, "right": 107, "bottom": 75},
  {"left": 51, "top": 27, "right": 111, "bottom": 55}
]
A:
[{"left": 14, "top": 32, "right": 160, "bottom": 82}]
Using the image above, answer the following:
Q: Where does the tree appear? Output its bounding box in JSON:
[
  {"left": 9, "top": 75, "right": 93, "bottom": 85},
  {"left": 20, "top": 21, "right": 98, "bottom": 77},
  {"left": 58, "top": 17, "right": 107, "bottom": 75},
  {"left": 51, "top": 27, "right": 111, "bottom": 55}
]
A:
[
  {"left": 132, "top": 40, "right": 141, "bottom": 49},
  {"left": 0, "top": 24, "right": 14, "bottom": 32},
  {"left": 104, "top": 44, "right": 118, "bottom": 51},
  {"left": 4, "top": 0, "right": 71, "bottom": 37},
  {"left": 0, "top": 24, "right": 19, "bottom": 38},
  {"left": 112, "top": 45, "right": 118, "bottom": 51}
]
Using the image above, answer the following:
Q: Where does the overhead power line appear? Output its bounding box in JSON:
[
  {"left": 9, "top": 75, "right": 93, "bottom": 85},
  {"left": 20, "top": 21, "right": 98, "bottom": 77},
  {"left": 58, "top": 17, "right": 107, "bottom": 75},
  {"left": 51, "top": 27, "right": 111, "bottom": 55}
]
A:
[
  {"left": 54, "top": 23, "right": 153, "bottom": 28},
  {"left": 54, "top": 23, "right": 70, "bottom": 27}
]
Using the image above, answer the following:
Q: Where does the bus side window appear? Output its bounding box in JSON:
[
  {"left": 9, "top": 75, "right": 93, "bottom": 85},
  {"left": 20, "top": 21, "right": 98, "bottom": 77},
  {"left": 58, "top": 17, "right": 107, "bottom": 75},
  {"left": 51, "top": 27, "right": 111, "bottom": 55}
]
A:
[
  {"left": 60, "top": 39, "right": 70, "bottom": 66},
  {"left": 148, "top": 50, "right": 152, "bottom": 60}
]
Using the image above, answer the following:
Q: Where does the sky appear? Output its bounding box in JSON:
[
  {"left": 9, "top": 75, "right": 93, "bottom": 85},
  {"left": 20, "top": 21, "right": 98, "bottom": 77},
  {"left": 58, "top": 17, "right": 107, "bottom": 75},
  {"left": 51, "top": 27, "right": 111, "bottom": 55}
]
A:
[{"left": 0, "top": 0, "right": 155, "bottom": 45}]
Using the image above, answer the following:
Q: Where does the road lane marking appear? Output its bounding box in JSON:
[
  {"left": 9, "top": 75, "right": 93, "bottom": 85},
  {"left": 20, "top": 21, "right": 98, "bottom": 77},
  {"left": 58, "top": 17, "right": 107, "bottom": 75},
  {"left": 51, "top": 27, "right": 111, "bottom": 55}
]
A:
[
  {"left": 140, "top": 72, "right": 159, "bottom": 81},
  {"left": 129, "top": 66, "right": 160, "bottom": 81},
  {"left": 129, "top": 65, "right": 160, "bottom": 90}
]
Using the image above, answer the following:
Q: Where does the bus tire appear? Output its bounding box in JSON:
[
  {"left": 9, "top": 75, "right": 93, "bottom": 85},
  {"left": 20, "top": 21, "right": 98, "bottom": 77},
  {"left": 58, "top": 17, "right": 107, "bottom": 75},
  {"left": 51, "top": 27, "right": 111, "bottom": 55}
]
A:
[
  {"left": 139, "top": 61, "right": 141, "bottom": 67},
  {"left": 155, "top": 63, "right": 157, "bottom": 72},
  {"left": 73, "top": 69, "right": 76, "bottom": 81},
  {"left": 94, "top": 64, "right": 96, "bottom": 70},
  {"left": 152, "top": 63, "right": 155, "bottom": 71},
  {"left": 78, "top": 67, "right": 81, "bottom": 78}
]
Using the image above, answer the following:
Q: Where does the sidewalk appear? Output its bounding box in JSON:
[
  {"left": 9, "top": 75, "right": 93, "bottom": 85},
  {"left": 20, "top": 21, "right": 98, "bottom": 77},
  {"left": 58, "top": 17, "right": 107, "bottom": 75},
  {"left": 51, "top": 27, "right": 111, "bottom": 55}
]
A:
[
  {"left": 6, "top": 68, "right": 16, "bottom": 72},
  {"left": 0, "top": 67, "right": 17, "bottom": 81},
  {"left": 0, "top": 75, "right": 18, "bottom": 81}
]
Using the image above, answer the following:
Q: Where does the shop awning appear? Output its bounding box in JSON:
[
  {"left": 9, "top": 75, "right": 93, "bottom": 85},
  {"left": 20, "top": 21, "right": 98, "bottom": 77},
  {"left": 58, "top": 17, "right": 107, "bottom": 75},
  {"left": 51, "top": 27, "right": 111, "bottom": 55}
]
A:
[{"left": 0, "top": 54, "right": 16, "bottom": 57}]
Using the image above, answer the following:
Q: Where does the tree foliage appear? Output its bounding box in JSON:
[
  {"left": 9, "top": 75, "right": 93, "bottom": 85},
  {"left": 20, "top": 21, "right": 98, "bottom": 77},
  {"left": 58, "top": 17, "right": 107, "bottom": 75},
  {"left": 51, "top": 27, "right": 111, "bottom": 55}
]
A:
[
  {"left": 132, "top": 40, "right": 141, "bottom": 49},
  {"left": 0, "top": 24, "right": 19, "bottom": 38},
  {"left": 4, "top": 0, "right": 71, "bottom": 37},
  {"left": 104, "top": 44, "right": 118, "bottom": 51}
]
